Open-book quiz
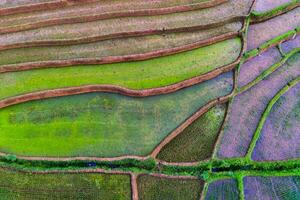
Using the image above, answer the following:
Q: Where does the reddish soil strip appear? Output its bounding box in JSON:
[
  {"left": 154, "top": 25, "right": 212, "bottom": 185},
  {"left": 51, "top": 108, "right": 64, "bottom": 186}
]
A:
[
  {"left": 0, "top": 60, "right": 238, "bottom": 109},
  {"left": 0, "top": 152, "right": 148, "bottom": 162},
  {"left": 150, "top": 95, "right": 232, "bottom": 158},
  {"left": 0, "top": 0, "right": 98, "bottom": 16},
  {"left": 156, "top": 160, "right": 200, "bottom": 167},
  {"left": 131, "top": 174, "right": 139, "bottom": 200},
  {"left": 0, "top": 32, "right": 239, "bottom": 73},
  {"left": 144, "top": 173, "right": 199, "bottom": 180},
  {"left": 0, "top": 0, "right": 228, "bottom": 34},
  {"left": 0, "top": 0, "right": 253, "bottom": 50}
]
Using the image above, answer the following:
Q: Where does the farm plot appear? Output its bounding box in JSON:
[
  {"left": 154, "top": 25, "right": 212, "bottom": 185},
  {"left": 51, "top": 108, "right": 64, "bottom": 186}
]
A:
[
  {"left": 247, "top": 7, "right": 300, "bottom": 50},
  {"left": 204, "top": 179, "right": 239, "bottom": 200},
  {"left": 281, "top": 35, "right": 300, "bottom": 53},
  {"left": 0, "top": 168, "right": 131, "bottom": 200},
  {"left": 215, "top": 52, "right": 300, "bottom": 158},
  {"left": 0, "top": 72, "right": 233, "bottom": 157},
  {"left": 238, "top": 47, "right": 282, "bottom": 88},
  {"left": 0, "top": 38, "right": 240, "bottom": 101},
  {"left": 244, "top": 176, "right": 300, "bottom": 200},
  {"left": 252, "top": 0, "right": 294, "bottom": 13},
  {"left": 0, "top": 26, "right": 241, "bottom": 67},
  {"left": 157, "top": 104, "right": 226, "bottom": 163},
  {"left": 0, "top": 0, "right": 252, "bottom": 50},
  {"left": 0, "top": 0, "right": 225, "bottom": 33},
  {"left": 137, "top": 174, "right": 203, "bottom": 200},
  {"left": 251, "top": 83, "right": 300, "bottom": 161}
]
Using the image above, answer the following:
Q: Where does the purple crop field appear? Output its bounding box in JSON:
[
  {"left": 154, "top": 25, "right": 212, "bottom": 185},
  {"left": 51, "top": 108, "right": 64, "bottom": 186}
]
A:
[
  {"left": 247, "top": 7, "right": 300, "bottom": 50},
  {"left": 205, "top": 179, "right": 239, "bottom": 200},
  {"left": 238, "top": 47, "right": 282, "bottom": 87},
  {"left": 252, "top": 83, "right": 300, "bottom": 161},
  {"left": 216, "top": 53, "right": 300, "bottom": 158},
  {"left": 244, "top": 176, "right": 300, "bottom": 200}
]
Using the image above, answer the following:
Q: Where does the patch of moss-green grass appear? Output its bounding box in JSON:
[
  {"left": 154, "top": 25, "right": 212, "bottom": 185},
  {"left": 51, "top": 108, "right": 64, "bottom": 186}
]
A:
[
  {"left": 0, "top": 38, "right": 241, "bottom": 100},
  {"left": 157, "top": 104, "right": 226, "bottom": 162}
]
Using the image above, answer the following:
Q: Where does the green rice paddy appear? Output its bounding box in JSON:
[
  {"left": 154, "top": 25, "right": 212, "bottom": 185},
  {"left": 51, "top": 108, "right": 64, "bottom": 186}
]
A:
[
  {"left": 0, "top": 38, "right": 240, "bottom": 100},
  {"left": 0, "top": 72, "right": 233, "bottom": 157}
]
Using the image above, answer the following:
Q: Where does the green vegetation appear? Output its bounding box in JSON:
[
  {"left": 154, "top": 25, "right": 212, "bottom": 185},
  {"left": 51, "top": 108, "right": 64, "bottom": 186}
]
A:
[
  {"left": 0, "top": 38, "right": 240, "bottom": 100},
  {"left": 157, "top": 104, "right": 226, "bottom": 162},
  {"left": 0, "top": 72, "right": 233, "bottom": 157},
  {"left": 137, "top": 174, "right": 203, "bottom": 200},
  {"left": 0, "top": 168, "right": 131, "bottom": 200}
]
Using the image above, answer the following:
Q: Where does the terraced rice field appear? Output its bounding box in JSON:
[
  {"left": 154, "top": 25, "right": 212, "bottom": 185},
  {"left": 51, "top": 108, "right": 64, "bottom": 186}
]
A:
[
  {"left": 0, "top": 72, "right": 233, "bottom": 157},
  {"left": 0, "top": 0, "right": 299, "bottom": 199}
]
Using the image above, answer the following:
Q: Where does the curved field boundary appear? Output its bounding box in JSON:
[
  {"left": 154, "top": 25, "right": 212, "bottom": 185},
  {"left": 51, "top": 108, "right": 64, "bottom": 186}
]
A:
[
  {"left": 244, "top": 27, "right": 299, "bottom": 61},
  {"left": 139, "top": 173, "right": 199, "bottom": 180},
  {"left": 0, "top": 32, "right": 239, "bottom": 73},
  {"left": 251, "top": 1, "right": 300, "bottom": 23},
  {"left": 150, "top": 95, "right": 231, "bottom": 159},
  {"left": 0, "top": 0, "right": 97, "bottom": 16},
  {"left": 0, "top": 0, "right": 228, "bottom": 34},
  {"left": 0, "top": 92, "right": 232, "bottom": 165},
  {"left": 238, "top": 47, "right": 300, "bottom": 94},
  {"left": 245, "top": 77, "right": 300, "bottom": 159},
  {"left": 0, "top": 60, "right": 239, "bottom": 109},
  {"left": 0, "top": 17, "right": 242, "bottom": 52}
]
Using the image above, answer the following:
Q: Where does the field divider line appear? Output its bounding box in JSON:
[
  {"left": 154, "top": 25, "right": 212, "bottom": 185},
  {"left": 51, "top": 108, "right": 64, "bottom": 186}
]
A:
[
  {"left": 211, "top": 14, "right": 251, "bottom": 159},
  {"left": 238, "top": 47, "right": 300, "bottom": 94},
  {"left": 0, "top": 165, "right": 133, "bottom": 176},
  {"left": 0, "top": 151, "right": 148, "bottom": 162},
  {"left": 0, "top": 0, "right": 228, "bottom": 34},
  {"left": 131, "top": 174, "right": 139, "bottom": 200},
  {"left": 0, "top": 31, "right": 239, "bottom": 73},
  {"left": 243, "top": 27, "right": 299, "bottom": 61},
  {"left": 245, "top": 77, "right": 300, "bottom": 160},
  {"left": 150, "top": 93, "right": 233, "bottom": 159},
  {"left": 250, "top": 0, "right": 300, "bottom": 23}
]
